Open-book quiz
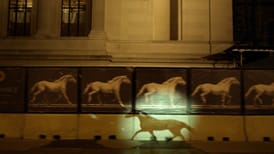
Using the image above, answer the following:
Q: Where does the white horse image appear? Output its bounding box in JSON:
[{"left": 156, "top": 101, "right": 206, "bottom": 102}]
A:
[
  {"left": 125, "top": 111, "right": 192, "bottom": 141},
  {"left": 245, "top": 82, "right": 274, "bottom": 105},
  {"left": 191, "top": 77, "right": 240, "bottom": 105},
  {"left": 136, "top": 76, "right": 186, "bottom": 106},
  {"left": 83, "top": 75, "right": 131, "bottom": 107},
  {"left": 30, "top": 74, "right": 76, "bottom": 104}
]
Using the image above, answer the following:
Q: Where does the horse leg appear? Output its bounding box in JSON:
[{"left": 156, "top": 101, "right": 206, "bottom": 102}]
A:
[
  {"left": 87, "top": 90, "right": 97, "bottom": 103},
  {"left": 169, "top": 91, "right": 175, "bottom": 107},
  {"left": 131, "top": 129, "right": 143, "bottom": 140},
  {"left": 252, "top": 97, "right": 257, "bottom": 106},
  {"left": 221, "top": 94, "right": 231, "bottom": 106},
  {"left": 254, "top": 94, "right": 263, "bottom": 105},
  {"left": 55, "top": 94, "right": 63, "bottom": 104},
  {"left": 149, "top": 130, "right": 157, "bottom": 141},
  {"left": 170, "top": 129, "right": 184, "bottom": 141},
  {"left": 61, "top": 89, "right": 72, "bottom": 104},
  {"left": 144, "top": 91, "right": 155, "bottom": 105},
  {"left": 30, "top": 89, "right": 43, "bottom": 103},
  {"left": 200, "top": 92, "right": 208, "bottom": 103},
  {"left": 43, "top": 93, "right": 50, "bottom": 105},
  {"left": 114, "top": 89, "right": 125, "bottom": 107},
  {"left": 97, "top": 94, "right": 103, "bottom": 105}
]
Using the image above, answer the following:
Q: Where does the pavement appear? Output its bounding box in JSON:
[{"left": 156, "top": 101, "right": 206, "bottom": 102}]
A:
[{"left": 0, "top": 139, "right": 274, "bottom": 154}]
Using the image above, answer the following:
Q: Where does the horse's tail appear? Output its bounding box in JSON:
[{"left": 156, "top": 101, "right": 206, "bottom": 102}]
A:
[
  {"left": 191, "top": 85, "right": 201, "bottom": 96},
  {"left": 136, "top": 85, "right": 147, "bottom": 98},
  {"left": 245, "top": 86, "right": 255, "bottom": 98}
]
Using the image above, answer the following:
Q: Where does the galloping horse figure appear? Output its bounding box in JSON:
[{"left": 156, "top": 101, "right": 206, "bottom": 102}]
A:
[
  {"left": 30, "top": 74, "right": 76, "bottom": 104},
  {"left": 245, "top": 82, "right": 274, "bottom": 106},
  {"left": 83, "top": 75, "right": 131, "bottom": 107},
  {"left": 136, "top": 76, "right": 186, "bottom": 106},
  {"left": 126, "top": 111, "right": 192, "bottom": 141},
  {"left": 191, "top": 77, "right": 240, "bottom": 105}
]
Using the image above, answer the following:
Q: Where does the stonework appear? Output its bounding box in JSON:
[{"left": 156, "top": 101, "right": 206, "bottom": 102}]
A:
[{"left": 0, "top": 0, "right": 233, "bottom": 67}]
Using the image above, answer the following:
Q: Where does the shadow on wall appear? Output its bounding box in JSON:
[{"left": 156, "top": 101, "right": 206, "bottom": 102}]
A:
[
  {"left": 80, "top": 111, "right": 192, "bottom": 141},
  {"left": 125, "top": 111, "right": 193, "bottom": 141}
]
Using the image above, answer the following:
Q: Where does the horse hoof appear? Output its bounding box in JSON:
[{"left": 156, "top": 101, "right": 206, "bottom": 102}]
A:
[{"left": 165, "top": 137, "right": 173, "bottom": 142}]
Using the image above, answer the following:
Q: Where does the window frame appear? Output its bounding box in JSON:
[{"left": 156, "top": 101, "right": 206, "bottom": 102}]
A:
[
  {"left": 61, "top": 0, "right": 92, "bottom": 37},
  {"left": 7, "top": 0, "right": 33, "bottom": 36}
]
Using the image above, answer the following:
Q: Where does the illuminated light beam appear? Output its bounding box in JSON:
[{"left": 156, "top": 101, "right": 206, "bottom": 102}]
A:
[
  {"left": 125, "top": 112, "right": 192, "bottom": 141},
  {"left": 136, "top": 91, "right": 187, "bottom": 109}
]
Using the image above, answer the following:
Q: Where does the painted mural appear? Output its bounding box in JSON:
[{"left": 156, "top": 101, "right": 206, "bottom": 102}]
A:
[
  {"left": 81, "top": 67, "right": 132, "bottom": 113},
  {"left": 244, "top": 70, "right": 274, "bottom": 114},
  {"left": 191, "top": 69, "right": 241, "bottom": 114},
  {"left": 28, "top": 68, "right": 78, "bottom": 112},
  {"left": 135, "top": 68, "right": 187, "bottom": 114},
  {"left": 0, "top": 67, "right": 274, "bottom": 114}
]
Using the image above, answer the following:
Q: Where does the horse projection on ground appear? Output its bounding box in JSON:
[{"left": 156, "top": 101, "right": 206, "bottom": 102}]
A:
[
  {"left": 30, "top": 74, "right": 76, "bottom": 104},
  {"left": 245, "top": 82, "right": 274, "bottom": 106},
  {"left": 126, "top": 111, "right": 192, "bottom": 141},
  {"left": 136, "top": 76, "right": 186, "bottom": 107},
  {"left": 83, "top": 75, "right": 131, "bottom": 107},
  {"left": 191, "top": 77, "right": 240, "bottom": 106}
]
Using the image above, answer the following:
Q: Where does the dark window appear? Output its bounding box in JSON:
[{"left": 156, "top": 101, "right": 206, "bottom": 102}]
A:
[
  {"left": 61, "top": 0, "right": 92, "bottom": 36},
  {"left": 8, "top": 0, "right": 32, "bottom": 36},
  {"left": 233, "top": 0, "right": 274, "bottom": 47}
]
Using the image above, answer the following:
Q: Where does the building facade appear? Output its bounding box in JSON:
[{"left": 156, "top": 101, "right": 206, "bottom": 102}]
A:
[
  {"left": 1, "top": 0, "right": 274, "bottom": 142},
  {"left": 0, "top": 0, "right": 233, "bottom": 67}
]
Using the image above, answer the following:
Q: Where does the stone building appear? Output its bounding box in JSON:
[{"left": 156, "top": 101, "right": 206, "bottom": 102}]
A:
[
  {"left": 0, "top": 0, "right": 274, "bottom": 142},
  {"left": 0, "top": 0, "right": 234, "bottom": 67}
]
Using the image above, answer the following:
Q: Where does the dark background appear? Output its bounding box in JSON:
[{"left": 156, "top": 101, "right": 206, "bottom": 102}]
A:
[
  {"left": 0, "top": 68, "right": 25, "bottom": 112},
  {"left": 233, "top": 0, "right": 274, "bottom": 48}
]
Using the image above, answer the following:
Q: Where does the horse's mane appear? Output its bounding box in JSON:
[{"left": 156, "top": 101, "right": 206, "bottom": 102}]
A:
[
  {"left": 218, "top": 77, "right": 236, "bottom": 84},
  {"left": 108, "top": 75, "right": 126, "bottom": 83},
  {"left": 55, "top": 74, "right": 73, "bottom": 82},
  {"left": 163, "top": 76, "right": 182, "bottom": 84}
]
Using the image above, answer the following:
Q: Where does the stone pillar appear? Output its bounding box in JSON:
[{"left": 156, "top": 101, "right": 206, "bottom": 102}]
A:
[
  {"left": 0, "top": 0, "right": 9, "bottom": 38},
  {"left": 182, "top": 0, "right": 210, "bottom": 42},
  {"left": 152, "top": 0, "right": 170, "bottom": 40},
  {"left": 34, "top": 0, "right": 61, "bottom": 38},
  {"left": 88, "top": 0, "right": 105, "bottom": 39},
  {"left": 178, "top": 0, "right": 183, "bottom": 40},
  {"left": 210, "top": 0, "right": 233, "bottom": 42}
]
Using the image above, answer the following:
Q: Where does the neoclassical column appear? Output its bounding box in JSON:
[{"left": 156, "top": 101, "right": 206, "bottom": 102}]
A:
[
  {"left": 0, "top": 0, "right": 9, "bottom": 38},
  {"left": 88, "top": 0, "right": 105, "bottom": 39},
  {"left": 34, "top": 0, "right": 61, "bottom": 38},
  {"left": 152, "top": 0, "right": 170, "bottom": 40}
]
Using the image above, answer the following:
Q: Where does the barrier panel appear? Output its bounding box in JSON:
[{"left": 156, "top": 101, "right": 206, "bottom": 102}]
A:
[
  {"left": 0, "top": 67, "right": 273, "bottom": 115},
  {"left": 80, "top": 67, "right": 132, "bottom": 113},
  {"left": 0, "top": 68, "right": 25, "bottom": 112},
  {"left": 244, "top": 70, "right": 274, "bottom": 114},
  {"left": 27, "top": 68, "right": 78, "bottom": 113},
  {"left": 135, "top": 68, "right": 187, "bottom": 114},
  {"left": 190, "top": 69, "right": 241, "bottom": 114}
]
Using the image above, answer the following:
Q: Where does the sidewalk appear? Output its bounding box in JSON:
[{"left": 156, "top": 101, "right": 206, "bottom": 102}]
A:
[
  {"left": 191, "top": 141, "right": 274, "bottom": 153},
  {"left": 0, "top": 139, "right": 274, "bottom": 154}
]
